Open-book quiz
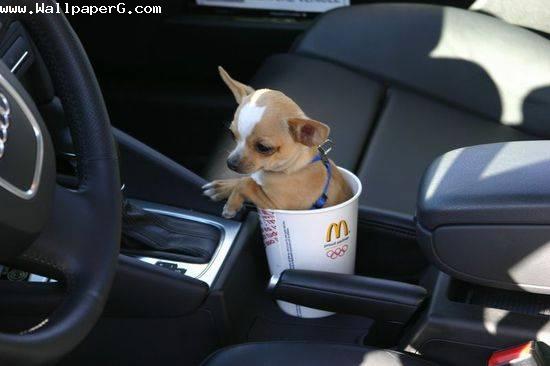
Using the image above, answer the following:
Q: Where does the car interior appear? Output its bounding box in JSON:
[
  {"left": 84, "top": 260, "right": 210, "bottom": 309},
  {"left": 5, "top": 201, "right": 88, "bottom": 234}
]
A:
[{"left": 1, "top": 0, "right": 550, "bottom": 365}]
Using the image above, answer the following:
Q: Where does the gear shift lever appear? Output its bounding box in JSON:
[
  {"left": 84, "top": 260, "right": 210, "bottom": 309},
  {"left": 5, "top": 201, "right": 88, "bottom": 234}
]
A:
[{"left": 121, "top": 200, "right": 221, "bottom": 264}]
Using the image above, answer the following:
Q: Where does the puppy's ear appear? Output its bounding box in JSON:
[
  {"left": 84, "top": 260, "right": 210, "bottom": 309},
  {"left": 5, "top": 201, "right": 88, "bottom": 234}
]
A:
[
  {"left": 288, "top": 118, "right": 330, "bottom": 147},
  {"left": 218, "top": 66, "right": 255, "bottom": 104}
]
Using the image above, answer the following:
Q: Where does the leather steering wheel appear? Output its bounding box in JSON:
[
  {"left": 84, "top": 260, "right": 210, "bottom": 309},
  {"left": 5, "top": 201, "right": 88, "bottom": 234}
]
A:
[{"left": 0, "top": 1, "right": 121, "bottom": 364}]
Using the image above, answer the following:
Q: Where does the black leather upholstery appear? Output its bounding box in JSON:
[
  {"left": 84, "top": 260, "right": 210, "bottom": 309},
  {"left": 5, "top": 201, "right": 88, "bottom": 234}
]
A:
[
  {"left": 358, "top": 90, "right": 533, "bottom": 219},
  {"left": 418, "top": 141, "right": 550, "bottom": 230},
  {"left": 205, "top": 3, "right": 549, "bottom": 230},
  {"left": 296, "top": 4, "right": 550, "bottom": 132},
  {"left": 202, "top": 342, "right": 438, "bottom": 366}
]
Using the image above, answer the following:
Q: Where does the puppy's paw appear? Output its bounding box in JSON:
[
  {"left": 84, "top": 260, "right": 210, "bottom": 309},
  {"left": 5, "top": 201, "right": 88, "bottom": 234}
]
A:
[
  {"left": 202, "top": 179, "right": 238, "bottom": 201},
  {"left": 222, "top": 205, "right": 237, "bottom": 219}
]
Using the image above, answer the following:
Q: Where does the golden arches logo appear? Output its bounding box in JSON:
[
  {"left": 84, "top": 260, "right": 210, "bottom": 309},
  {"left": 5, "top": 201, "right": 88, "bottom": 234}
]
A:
[{"left": 326, "top": 220, "right": 349, "bottom": 242}]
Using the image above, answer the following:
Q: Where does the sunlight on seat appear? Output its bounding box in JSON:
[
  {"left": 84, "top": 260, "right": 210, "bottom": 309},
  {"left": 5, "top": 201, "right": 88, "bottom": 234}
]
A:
[
  {"left": 484, "top": 306, "right": 550, "bottom": 342},
  {"left": 430, "top": 8, "right": 550, "bottom": 125},
  {"left": 483, "top": 308, "right": 509, "bottom": 335}
]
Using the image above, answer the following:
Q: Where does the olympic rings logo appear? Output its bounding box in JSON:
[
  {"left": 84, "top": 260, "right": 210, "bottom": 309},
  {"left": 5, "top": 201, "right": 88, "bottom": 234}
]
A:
[{"left": 326, "top": 244, "right": 349, "bottom": 260}]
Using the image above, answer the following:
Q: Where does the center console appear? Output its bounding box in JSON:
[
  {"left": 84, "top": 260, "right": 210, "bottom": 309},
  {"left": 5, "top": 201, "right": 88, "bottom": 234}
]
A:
[
  {"left": 127, "top": 200, "right": 241, "bottom": 286},
  {"left": 15, "top": 124, "right": 548, "bottom": 365},
  {"left": 113, "top": 127, "right": 251, "bottom": 291},
  {"left": 106, "top": 137, "right": 550, "bottom": 366},
  {"left": 7, "top": 129, "right": 550, "bottom": 366},
  {"left": 110, "top": 127, "right": 433, "bottom": 351},
  {"left": 402, "top": 141, "right": 550, "bottom": 365}
]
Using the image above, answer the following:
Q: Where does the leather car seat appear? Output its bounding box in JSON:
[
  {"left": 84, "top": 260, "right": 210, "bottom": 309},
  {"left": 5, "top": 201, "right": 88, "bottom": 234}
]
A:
[
  {"left": 201, "top": 342, "right": 438, "bottom": 366},
  {"left": 204, "top": 3, "right": 550, "bottom": 236}
]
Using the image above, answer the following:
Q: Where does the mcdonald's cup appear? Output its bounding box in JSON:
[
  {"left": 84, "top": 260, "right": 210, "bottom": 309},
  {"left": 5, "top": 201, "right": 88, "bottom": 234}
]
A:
[{"left": 259, "top": 168, "right": 362, "bottom": 318}]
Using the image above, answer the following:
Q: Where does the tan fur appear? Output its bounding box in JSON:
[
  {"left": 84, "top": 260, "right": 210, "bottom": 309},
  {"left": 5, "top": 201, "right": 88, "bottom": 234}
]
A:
[{"left": 203, "top": 67, "right": 353, "bottom": 218}]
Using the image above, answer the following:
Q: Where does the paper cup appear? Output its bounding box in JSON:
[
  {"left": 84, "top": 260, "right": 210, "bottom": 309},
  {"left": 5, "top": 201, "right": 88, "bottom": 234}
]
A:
[{"left": 259, "top": 168, "right": 362, "bottom": 318}]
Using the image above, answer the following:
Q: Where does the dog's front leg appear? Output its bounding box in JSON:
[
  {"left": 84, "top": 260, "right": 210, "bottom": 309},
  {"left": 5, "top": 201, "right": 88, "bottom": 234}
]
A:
[
  {"left": 222, "top": 178, "right": 275, "bottom": 218},
  {"left": 202, "top": 178, "right": 241, "bottom": 201}
]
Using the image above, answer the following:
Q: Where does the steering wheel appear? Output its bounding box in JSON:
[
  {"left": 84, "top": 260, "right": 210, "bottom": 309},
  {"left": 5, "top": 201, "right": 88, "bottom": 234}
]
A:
[{"left": 0, "top": 2, "right": 121, "bottom": 365}]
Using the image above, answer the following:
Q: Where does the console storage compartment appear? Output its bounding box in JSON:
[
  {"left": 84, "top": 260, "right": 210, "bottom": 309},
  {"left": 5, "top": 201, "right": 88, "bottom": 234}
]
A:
[
  {"left": 403, "top": 272, "right": 550, "bottom": 366},
  {"left": 416, "top": 141, "right": 550, "bottom": 294}
]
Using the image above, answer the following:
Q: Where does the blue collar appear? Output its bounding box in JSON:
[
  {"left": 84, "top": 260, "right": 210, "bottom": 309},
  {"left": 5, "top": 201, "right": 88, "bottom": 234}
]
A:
[{"left": 310, "top": 154, "right": 332, "bottom": 209}]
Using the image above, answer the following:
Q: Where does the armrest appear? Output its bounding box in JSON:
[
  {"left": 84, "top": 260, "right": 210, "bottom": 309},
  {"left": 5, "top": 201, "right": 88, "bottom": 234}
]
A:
[
  {"left": 417, "top": 141, "right": 550, "bottom": 294},
  {"left": 269, "top": 269, "right": 427, "bottom": 323}
]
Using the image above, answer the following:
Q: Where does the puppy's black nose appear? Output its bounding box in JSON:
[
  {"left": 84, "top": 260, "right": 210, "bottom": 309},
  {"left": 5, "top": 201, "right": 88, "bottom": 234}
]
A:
[{"left": 227, "top": 158, "right": 239, "bottom": 172}]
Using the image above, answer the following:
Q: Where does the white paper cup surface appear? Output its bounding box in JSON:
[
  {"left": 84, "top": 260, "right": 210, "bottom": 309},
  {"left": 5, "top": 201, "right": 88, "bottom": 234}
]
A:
[{"left": 259, "top": 168, "right": 362, "bottom": 318}]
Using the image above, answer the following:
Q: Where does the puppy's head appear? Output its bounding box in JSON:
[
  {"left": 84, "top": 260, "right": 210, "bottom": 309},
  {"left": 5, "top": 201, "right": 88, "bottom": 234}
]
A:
[{"left": 219, "top": 67, "right": 330, "bottom": 174}]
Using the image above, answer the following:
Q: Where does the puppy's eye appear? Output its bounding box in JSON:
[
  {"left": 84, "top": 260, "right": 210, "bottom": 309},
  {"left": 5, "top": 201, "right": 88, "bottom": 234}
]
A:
[{"left": 255, "top": 143, "right": 274, "bottom": 155}]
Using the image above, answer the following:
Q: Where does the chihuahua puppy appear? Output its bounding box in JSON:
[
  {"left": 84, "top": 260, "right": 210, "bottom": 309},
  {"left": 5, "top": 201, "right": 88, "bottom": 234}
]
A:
[{"left": 202, "top": 67, "right": 353, "bottom": 218}]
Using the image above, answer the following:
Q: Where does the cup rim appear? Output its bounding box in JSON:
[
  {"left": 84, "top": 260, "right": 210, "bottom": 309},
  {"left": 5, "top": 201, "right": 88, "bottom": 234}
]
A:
[{"left": 258, "top": 168, "right": 362, "bottom": 215}]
